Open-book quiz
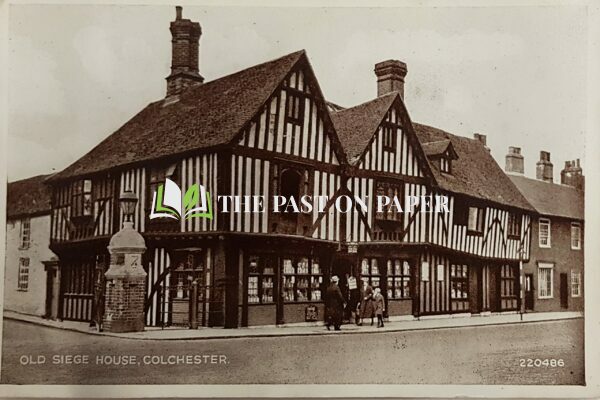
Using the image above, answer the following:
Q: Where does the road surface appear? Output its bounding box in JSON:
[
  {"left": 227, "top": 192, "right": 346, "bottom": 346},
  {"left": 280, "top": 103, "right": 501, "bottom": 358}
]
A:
[{"left": 0, "top": 318, "right": 584, "bottom": 385}]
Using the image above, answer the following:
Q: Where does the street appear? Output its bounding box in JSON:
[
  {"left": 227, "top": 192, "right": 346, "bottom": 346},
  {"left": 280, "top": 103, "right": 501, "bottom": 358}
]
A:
[{"left": 0, "top": 318, "right": 584, "bottom": 385}]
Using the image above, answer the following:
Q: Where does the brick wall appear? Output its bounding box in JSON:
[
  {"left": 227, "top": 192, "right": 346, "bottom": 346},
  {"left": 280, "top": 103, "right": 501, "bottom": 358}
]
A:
[{"left": 524, "top": 216, "right": 584, "bottom": 312}]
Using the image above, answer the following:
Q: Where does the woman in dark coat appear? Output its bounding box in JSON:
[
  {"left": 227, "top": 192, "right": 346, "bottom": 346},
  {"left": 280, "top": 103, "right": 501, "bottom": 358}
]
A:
[
  {"left": 358, "top": 279, "right": 375, "bottom": 326},
  {"left": 324, "top": 275, "right": 345, "bottom": 331}
]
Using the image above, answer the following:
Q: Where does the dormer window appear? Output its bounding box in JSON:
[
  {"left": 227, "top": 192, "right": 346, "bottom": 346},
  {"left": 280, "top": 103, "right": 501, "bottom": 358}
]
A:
[
  {"left": 422, "top": 139, "right": 458, "bottom": 175},
  {"left": 440, "top": 157, "right": 450, "bottom": 173}
]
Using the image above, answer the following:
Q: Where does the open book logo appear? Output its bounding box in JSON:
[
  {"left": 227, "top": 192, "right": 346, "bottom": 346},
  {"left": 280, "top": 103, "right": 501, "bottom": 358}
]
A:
[{"left": 150, "top": 178, "right": 213, "bottom": 221}]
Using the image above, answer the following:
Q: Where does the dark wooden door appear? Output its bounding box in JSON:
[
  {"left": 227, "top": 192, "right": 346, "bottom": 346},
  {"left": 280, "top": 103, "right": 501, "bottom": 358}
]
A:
[
  {"left": 560, "top": 273, "right": 569, "bottom": 309},
  {"left": 524, "top": 273, "right": 534, "bottom": 311}
]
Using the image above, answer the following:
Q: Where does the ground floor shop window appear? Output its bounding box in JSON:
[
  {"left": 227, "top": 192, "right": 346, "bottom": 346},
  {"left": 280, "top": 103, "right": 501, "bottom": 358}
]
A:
[
  {"left": 282, "top": 257, "right": 322, "bottom": 302},
  {"left": 500, "top": 264, "right": 518, "bottom": 310},
  {"left": 538, "top": 263, "right": 553, "bottom": 299},
  {"left": 386, "top": 259, "right": 411, "bottom": 299},
  {"left": 450, "top": 264, "right": 468, "bottom": 311},
  {"left": 361, "top": 258, "right": 381, "bottom": 288},
  {"left": 247, "top": 256, "right": 275, "bottom": 304}
]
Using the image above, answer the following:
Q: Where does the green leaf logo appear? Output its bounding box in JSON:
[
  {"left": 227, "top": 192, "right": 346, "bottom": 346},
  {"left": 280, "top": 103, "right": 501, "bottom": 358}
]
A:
[{"left": 183, "top": 183, "right": 199, "bottom": 212}]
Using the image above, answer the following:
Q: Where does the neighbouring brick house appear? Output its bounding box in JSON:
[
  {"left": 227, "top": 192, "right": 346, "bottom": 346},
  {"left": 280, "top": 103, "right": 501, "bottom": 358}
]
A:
[
  {"left": 4, "top": 174, "right": 58, "bottom": 317},
  {"left": 506, "top": 149, "right": 584, "bottom": 312}
]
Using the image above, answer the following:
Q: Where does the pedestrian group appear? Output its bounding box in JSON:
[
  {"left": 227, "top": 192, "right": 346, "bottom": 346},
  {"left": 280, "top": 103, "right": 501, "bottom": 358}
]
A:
[{"left": 324, "top": 274, "right": 385, "bottom": 331}]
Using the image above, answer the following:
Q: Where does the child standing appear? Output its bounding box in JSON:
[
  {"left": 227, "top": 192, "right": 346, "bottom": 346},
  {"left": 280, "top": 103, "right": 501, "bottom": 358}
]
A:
[{"left": 373, "top": 287, "right": 385, "bottom": 328}]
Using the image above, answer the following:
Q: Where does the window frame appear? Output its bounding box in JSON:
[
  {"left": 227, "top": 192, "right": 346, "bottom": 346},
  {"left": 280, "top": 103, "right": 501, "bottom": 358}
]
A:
[
  {"left": 19, "top": 218, "right": 31, "bottom": 249},
  {"left": 284, "top": 89, "right": 305, "bottom": 126},
  {"left": 440, "top": 156, "right": 451, "bottom": 173},
  {"left": 281, "top": 257, "right": 322, "bottom": 303},
  {"left": 381, "top": 123, "right": 397, "bottom": 152},
  {"left": 571, "top": 222, "right": 582, "bottom": 250},
  {"left": 571, "top": 271, "right": 581, "bottom": 297},
  {"left": 539, "top": 218, "right": 551, "bottom": 248},
  {"left": 385, "top": 259, "right": 411, "bottom": 300},
  {"left": 467, "top": 206, "right": 485, "bottom": 235},
  {"left": 360, "top": 258, "right": 381, "bottom": 289},
  {"left": 538, "top": 263, "right": 554, "bottom": 299},
  {"left": 17, "top": 257, "right": 30, "bottom": 291},
  {"left": 450, "top": 264, "right": 469, "bottom": 311},
  {"left": 507, "top": 212, "right": 522, "bottom": 239}
]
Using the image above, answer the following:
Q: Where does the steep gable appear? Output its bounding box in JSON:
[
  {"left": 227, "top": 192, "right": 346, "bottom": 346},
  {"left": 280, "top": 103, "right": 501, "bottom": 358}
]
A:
[
  {"left": 331, "top": 92, "right": 434, "bottom": 180},
  {"left": 235, "top": 55, "right": 345, "bottom": 164}
]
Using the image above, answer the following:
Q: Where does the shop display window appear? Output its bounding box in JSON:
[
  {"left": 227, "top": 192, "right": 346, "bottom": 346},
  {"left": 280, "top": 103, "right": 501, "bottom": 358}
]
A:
[
  {"left": 282, "top": 257, "right": 322, "bottom": 302},
  {"left": 247, "top": 256, "right": 275, "bottom": 304}
]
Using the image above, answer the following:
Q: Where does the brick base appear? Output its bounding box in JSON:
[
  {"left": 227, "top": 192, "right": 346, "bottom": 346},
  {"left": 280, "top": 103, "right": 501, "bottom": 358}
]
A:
[{"left": 103, "top": 276, "right": 146, "bottom": 333}]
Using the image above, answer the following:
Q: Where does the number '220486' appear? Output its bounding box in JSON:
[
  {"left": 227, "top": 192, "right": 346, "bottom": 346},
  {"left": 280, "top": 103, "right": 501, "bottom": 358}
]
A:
[{"left": 519, "top": 358, "right": 565, "bottom": 367}]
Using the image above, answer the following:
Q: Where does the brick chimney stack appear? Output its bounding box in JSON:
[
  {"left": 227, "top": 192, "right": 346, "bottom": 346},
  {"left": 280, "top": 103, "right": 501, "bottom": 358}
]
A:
[
  {"left": 166, "top": 6, "right": 204, "bottom": 98},
  {"left": 473, "top": 133, "right": 490, "bottom": 152},
  {"left": 560, "top": 159, "right": 584, "bottom": 190},
  {"left": 536, "top": 151, "right": 553, "bottom": 182},
  {"left": 505, "top": 146, "right": 524, "bottom": 174},
  {"left": 374, "top": 60, "right": 407, "bottom": 99}
]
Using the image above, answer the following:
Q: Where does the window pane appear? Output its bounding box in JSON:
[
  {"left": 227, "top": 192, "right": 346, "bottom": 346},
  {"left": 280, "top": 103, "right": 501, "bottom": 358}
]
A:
[{"left": 468, "top": 207, "right": 478, "bottom": 231}]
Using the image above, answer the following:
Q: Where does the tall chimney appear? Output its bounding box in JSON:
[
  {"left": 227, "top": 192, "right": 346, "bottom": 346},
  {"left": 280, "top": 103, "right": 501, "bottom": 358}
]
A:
[
  {"left": 505, "top": 146, "right": 524, "bottom": 174},
  {"left": 473, "top": 133, "right": 490, "bottom": 152},
  {"left": 374, "top": 60, "right": 407, "bottom": 98},
  {"left": 166, "top": 6, "right": 204, "bottom": 98},
  {"left": 536, "top": 151, "right": 553, "bottom": 182},
  {"left": 561, "top": 158, "right": 584, "bottom": 190}
]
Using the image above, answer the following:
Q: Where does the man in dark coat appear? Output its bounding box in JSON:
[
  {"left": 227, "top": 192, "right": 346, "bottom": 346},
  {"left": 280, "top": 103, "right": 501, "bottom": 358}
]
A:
[{"left": 325, "top": 275, "right": 345, "bottom": 331}]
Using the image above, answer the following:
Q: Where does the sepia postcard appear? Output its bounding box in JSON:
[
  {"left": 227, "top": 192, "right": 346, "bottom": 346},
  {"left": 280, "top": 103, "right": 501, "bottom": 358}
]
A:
[{"left": 0, "top": 0, "right": 599, "bottom": 398}]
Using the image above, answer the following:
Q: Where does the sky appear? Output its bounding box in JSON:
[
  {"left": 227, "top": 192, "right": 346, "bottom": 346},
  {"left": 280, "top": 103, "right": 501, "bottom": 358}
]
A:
[{"left": 7, "top": 4, "right": 587, "bottom": 181}]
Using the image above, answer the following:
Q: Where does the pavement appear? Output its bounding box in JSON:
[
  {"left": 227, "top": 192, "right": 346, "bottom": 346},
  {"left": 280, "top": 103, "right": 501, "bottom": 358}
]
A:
[{"left": 2, "top": 309, "right": 583, "bottom": 340}]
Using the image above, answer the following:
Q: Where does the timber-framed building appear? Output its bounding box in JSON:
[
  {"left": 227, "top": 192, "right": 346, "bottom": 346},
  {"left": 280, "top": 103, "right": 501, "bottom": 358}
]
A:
[{"left": 45, "top": 7, "right": 539, "bottom": 328}]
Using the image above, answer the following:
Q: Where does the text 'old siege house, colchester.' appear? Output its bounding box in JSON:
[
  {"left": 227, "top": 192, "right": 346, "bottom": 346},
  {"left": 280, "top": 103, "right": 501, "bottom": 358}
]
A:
[{"left": 40, "top": 7, "right": 581, "bottom": 329}]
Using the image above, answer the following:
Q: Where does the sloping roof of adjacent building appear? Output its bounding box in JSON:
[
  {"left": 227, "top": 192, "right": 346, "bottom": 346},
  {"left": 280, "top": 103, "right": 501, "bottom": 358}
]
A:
[
  {"left": 6, "top": 174, "right": 53, "bottom": 219},
  {"left": 49, "top": 50, "right": 307, "bottom": 182},
  {"left": 330, "top": 92, "right": 397, "bottom": 164},
  {"left": 413, "top": 124, "right": 535, "bottom": 211},
  {"left": 330, "top": 93, "right": 534, "bottom": 211},
  {"left": 508, "top": 174, "right": 584, "bottom": 220}
]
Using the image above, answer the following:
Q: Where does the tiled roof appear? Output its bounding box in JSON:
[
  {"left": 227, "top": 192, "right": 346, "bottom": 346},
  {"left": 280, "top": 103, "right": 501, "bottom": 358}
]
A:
[
  {"left": 49, "top": 50, "right": 306, "bottom": 181},
  {"left": 330, "top": 92, "right": 397, "bottom": 164},
  {"left": 6, "top": 174, "right": 53, "bottom": 219},
  {"left": 422, "top": 139, "right": 453, "bottom": 157},
  {"left": 413, "top": 123, "right": 534, "bottom": 211},
  {"left": 508, "top": 174, "right": 584, "bottom": 220}
]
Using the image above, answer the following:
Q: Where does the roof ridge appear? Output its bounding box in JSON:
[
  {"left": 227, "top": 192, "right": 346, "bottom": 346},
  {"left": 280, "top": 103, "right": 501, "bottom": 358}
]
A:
[{"left": 333, "top": 91, "right": 398, "bottom": 115}]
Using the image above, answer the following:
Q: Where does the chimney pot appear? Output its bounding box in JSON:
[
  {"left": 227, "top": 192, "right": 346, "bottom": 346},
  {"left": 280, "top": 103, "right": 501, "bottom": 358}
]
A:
[
  {"left": 536, "top": 151, "right": 553, "bottom": 182},
  {"left": 561, "top": 157, "right": 584, "bottom": 189},
  {"left": 165, "top": 6, "right": 204, "bottom": 98},
  {"left": 374, "top": 60, "right": 407, "bottom": 99},
  {"left": 505, "top": 146, "right": 524, "bottom": 174}
]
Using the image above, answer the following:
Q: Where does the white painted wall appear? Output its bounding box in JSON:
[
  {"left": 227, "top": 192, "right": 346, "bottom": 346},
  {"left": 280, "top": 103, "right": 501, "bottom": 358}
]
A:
[{"left": 4, "top": 215, "right": 55, "bottom": 316}]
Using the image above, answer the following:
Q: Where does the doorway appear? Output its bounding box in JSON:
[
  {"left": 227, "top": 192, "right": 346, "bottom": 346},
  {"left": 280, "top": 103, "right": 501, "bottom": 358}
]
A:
[
  {"left": 44, "top": 261, "right": 60, "bottom": 320},
  {"left": 524, "top": 273, "right": 534, "bottom": 311},
  {"left": 560, "top": 273, "right": 569, "bottom": 309}
]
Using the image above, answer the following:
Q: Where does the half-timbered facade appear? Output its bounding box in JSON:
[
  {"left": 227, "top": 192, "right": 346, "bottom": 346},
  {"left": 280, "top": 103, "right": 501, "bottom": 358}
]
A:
[
  {"left": 44, "top": 8, "right": 538, "bottom": 329},
  {"left": 331, "top": 61, "right": 535, "bottom": 317}
]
